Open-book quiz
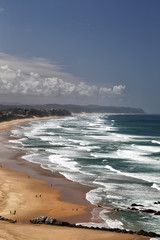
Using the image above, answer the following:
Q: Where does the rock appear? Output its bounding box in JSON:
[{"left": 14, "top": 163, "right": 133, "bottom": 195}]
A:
[
  {"left": 54, "top": 219, "right": 71, "bottom": 226},
  {"left": 154, "top": 211, "right": 160, "bottom": 215},
  {"left": 141, "top": 209, "right": 156, "bottom": 214},
  {"left": 154, "top": 201, "right": 160, "bottom": 204},
  {"left": 45, "top": 217, "right": 56, "bottom": 224},
  {"left": 148, "top": 232, "right": 158, "bottom": 237},
  {"left": 131, "top": 203, "right": 144, "bottom": 207},
  {"left": 130, "top": 207, "right": 139, "bottom": 211},
  {"left": 113, "top": 208, "right": 124, "bottom": 212},
  {"left": 10, "top": 219, "right": 17, "bottom": 223},
  {"left": 30, "top": 216, "right": 71, "bottom": 227},
  {"left": 0, "top": 216, "right": 17, "bottom": 223},
  {"left": 136, "top": 230, "right": 149, "bottom": 236},
  {"left": 30, "top": 216, "right": 47, "bottom": 224},
  {"left": 114, "top": 208, "right": 120, "bottom": 211},
  {"left": 30, "top": 216, "right": 160, "bottom": 238}
]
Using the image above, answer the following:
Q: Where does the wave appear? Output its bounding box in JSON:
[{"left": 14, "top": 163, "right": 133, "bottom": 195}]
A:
[
  {"left": 77, "top": 209, "right": 123, "bottom": 229},
  {"left": 105, "top": 164, "right": 160, "bottom": 183},
  {"left": 49, "top": 155, "right": 79, "bottom": 172},
  {"left": 9, "top": 137, "right": 27, "bottom": 145},
  {"left": 86, "top": 188, "right": 104, "bottom": 205},
  {"left": 152, "top": 140, "right": 160, "bottom": 145},
  {"left": 133, "top": 144, "right": 160, "bottom": 153},
  {"left": 151, "top": 183, "right": 160, "bottom": 191}
]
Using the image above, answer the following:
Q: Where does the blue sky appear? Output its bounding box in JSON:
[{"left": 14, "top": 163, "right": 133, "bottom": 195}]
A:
[{"left": 0, "top": 0, "right": 160, "bottom": 113}]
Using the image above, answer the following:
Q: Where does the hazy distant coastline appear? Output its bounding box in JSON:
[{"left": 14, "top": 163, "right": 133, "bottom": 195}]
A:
[{"left": 0, "top": 103, "right": 145, "bottom": 115}]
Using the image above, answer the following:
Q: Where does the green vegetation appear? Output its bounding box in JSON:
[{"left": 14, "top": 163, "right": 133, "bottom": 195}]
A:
[{"left": 0, "top": 106, "right": 71, "bottom": 122}]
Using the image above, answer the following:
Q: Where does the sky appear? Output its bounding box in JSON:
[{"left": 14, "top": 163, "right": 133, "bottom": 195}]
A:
[{"left": 0, "top": 0, "right": 160, "bottom": 113}]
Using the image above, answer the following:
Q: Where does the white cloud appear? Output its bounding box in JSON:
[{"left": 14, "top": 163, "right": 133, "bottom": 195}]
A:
[
  {"left": 112, "top": 85, "right": 126, "bottom": 94},
  {"left": 99, "top": 87, "right": 112, "bottom": 95},
  {"left": 0, "top": 53, "right": 126, "bottom": 99}
]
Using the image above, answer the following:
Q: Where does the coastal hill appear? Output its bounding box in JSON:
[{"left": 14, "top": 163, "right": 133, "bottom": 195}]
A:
[
  {"left": 0, "top": 104, "right": 145, "bottom": 122},
  {"left": 40, "top": 104, "right": 145, "bottom": 114}
]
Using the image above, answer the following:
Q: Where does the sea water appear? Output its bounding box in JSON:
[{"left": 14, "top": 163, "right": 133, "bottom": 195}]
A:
[{"left": 9, "top": 114, "right": 160, "bottom": 234}]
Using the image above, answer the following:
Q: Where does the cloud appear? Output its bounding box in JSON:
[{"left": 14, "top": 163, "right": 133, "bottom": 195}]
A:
[
  {"left": 99, "top": 85, "right": 126, "bottom": 96},
  {"left": 0, "top": 53, "right": 126, "bottom": 99},
  {"left": 112, "top": 85, "right": 126, "bottom": 95}
]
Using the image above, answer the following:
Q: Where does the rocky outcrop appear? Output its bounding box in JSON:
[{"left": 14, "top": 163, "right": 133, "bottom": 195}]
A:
[
  {"left": 30, "top": 216, "right": 160, "bottom": 238},
  {"left": 140, "top": 209, "right": 156, "bottom": 214},
  {"left": 130, "top": 207, "right": 139, "bottom": 211},
  {"left": 30, "top": 216, "right": 75, "bottom": 227},
  {"left": 129, "top": 203, "right": 160, "bottom": 215},
  {"left": 131, "top": 203, "right": 144, "bottom": 207},
  {"left": 0, "top": 216, "right": 17, "bottom": 223},
  {"left": 154, "top": 211, "right": 160, "bottom": 215}
]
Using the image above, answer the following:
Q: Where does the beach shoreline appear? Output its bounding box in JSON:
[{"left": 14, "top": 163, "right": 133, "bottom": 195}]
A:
[{"left": 0, "top": 117, "right": 150, "bottom": 240}]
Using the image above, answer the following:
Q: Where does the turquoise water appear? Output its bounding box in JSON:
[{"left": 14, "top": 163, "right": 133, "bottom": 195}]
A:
[{"left": 10, "top": 114, "right": 160, "bottom": 233}]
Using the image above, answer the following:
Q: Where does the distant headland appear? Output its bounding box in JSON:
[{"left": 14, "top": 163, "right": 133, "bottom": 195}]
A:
[{"left": 0, "top": 104, "right": 145, "bottom": 122}]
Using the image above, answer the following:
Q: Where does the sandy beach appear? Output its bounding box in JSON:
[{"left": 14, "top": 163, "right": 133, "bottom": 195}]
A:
[{"left": 0, "top": 118, "right": 150, "bottom": 240}]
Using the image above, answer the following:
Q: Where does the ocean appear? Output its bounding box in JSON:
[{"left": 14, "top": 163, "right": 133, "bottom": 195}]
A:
[{"left": 10, "top": 113, "right": 160, "bottom": 234}]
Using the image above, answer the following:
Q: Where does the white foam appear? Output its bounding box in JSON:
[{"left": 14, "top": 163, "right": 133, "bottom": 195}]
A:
[
  {"left": 105, "top": 164, "right": 160, "bottom": 183},
  {"left": 105, "top": 165, "right": 121, "bottom": 174},
  {"left": 48, "top": 142, "right": 65, "bottom": 146},
  {"left": 152, "top": 140, "right": 160, "bottom": 145},
  {"left": 9, "top": 138, "right": 26, "bottom": 145},
  {"left": 59, "top": 171, "right": 76, "bottom": 182},
  {"left": 21, "top": 153, "right": 39, "bottom": 163},
  {"left": 133, "top": 144, "right": 160, "bottom": 153},
  {"left": 77, "top": 209, "right": 123, "bottom": 229},
  {"left": 86, "top": 188, "right": 104, "bottom": 205},
  {"left": 106, "top": 195, "right": 124, "bottom": 200},
  {"left": 103, "top": 147, "right": 159, "bottom": 165},
  {"left": 150, "top": 238, "right": 160, "bottom": 240},
  {"left": 99, "top": 209, "right": 123, "bottom": 229},
  {"left": 39, "top": 136, "right": 55, "bottom": 141},
  {"left": 11, "top": 129, "right": 23, "bottom": 136},
  {"left": 49, "top": 154, "right": 79, "bottom": 172},
  {"left": 151, "top": 183, "right": 160, "bottom": 191}
]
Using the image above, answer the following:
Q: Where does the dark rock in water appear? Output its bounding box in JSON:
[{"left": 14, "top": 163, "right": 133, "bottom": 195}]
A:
[
  {"left": 128, "top": 230, "right": 134, "bottom": 234},
  {"left": 131, "top": 203, "right": 144, "bottom": 207},
  {"left": 113, "top": 208, "right": 120, "bottom": 211},
  {"left": 154, "top": 211, "right": 160, "bottom": 215},
  {"left": 98, "top": 204, "right": 102, "bottom": 208},
  {"left": 154, "top": 201, "right": 160, "bottom": 204},
  {"left": 0, "top": 215, "right": 17, "bottom": 223},
  {"left": 113, "top": 208, "right": 124, "bottom": 212},
  {"left": 141, "top": 209, "right": 156, "bottom": 214},
  {"left": 136, "top": 230, "right": 160, "bottom": 238},
  {"left": 130, "top": 207, "right": 139, "bottom": 211},
  {"left": 136, "top": 230, "right": 149, "bottom": 236},
  {"left": 148, "top": 232, "right": 158, "bottom": 237}
]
